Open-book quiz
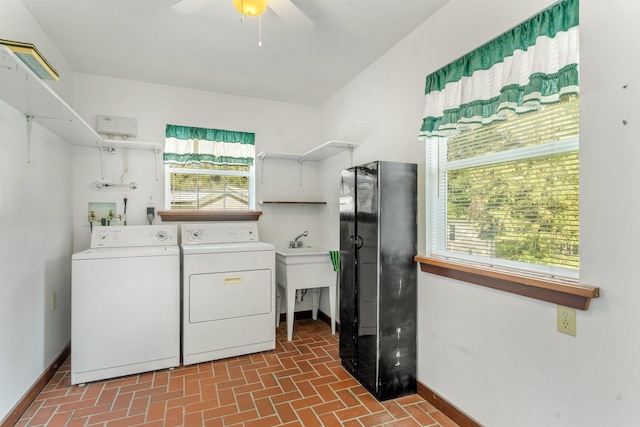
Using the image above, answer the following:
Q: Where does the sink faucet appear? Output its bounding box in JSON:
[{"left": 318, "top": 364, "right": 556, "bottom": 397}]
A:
[{"left": 290, "top": 230, "right": 308, "bottom": 248}]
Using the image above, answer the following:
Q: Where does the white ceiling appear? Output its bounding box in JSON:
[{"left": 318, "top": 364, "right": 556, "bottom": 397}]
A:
[{"left": 21, "top": 0, "right": 449, "bottom": 105}]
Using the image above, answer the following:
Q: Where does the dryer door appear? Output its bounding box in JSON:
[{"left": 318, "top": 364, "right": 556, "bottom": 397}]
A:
[{"left": 189, "top": 269, "right": 272, "bottom": 323}]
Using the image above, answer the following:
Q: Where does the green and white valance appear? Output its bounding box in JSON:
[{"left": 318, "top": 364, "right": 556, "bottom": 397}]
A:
[
  {"left": 419, "top": 0, "right": 579, "bottom": 139},
  {"left": 164, "top": 124, "right": 255, "bottom": 166}
]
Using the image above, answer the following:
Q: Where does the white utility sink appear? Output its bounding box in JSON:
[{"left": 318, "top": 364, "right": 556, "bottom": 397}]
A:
[
  {"left": 276, "top": 246, "right": 330, "bottom": 258},
  {"left": 275, "top": 247, "right": 337, "bottom": 341}
]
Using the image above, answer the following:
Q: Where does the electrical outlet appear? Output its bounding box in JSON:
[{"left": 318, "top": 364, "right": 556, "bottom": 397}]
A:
[
  {"left": 52, "top": 292, "right": 57, "bottom": 311},
  {"left": 557, "top": 305, "right": 576, "bottom": 336}
]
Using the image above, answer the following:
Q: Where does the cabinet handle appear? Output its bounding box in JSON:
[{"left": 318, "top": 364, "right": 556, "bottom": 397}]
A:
[{"left": 349, "top": 235, "right": 364, "bottom": 249}]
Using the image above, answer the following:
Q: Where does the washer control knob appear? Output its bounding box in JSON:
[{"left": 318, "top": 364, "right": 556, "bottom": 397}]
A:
[
  {"left": 156, "top": 231, "right": 168, "bottom": 241},
  {"left": 190, "top": 230, "right": 202, "bottom": 240}
]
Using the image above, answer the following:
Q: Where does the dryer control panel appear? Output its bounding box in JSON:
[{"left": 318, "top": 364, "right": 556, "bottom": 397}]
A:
[{"left": 181, "top": 222, "right": 260, "bottom": 245}]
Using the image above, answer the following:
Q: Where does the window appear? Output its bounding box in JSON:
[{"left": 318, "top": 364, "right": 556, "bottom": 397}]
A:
[
  {"left": 418, "top": 0, "right": 594, "bottom": 303},
  {"left": 427, "top": 95, "right": 579, "bottom": 279},
  {"left": 166, "top": 163, "right": 254, "bottom": 211},
  {"left": 163, "top": 124, "right": 256, "bottom": 211}
]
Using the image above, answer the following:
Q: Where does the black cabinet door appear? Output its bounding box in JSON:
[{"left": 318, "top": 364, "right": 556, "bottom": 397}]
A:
[
  {"left": 377, "top": 161, "right": 417, "bottom": 400},
  {"left": 354, "top": 163, "right": 380, "bottom": 391},
  {"left": 339, "top": 168, "right": 356, "bottom": 372}
]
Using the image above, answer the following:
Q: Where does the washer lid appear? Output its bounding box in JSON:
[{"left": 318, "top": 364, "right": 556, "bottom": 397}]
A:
[
  {"left": 181, "top": 241, "right": 274, "bottom": 255},
  {"left": 73, "top": 245, "right": 180, "bottom": 260}
]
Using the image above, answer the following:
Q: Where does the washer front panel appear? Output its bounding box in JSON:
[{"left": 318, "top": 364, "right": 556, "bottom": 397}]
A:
[{"left": 71, "top": 252, "right": 180, "bottom": 384}]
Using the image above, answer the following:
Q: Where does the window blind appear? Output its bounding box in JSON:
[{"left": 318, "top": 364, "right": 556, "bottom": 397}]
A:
[{"left": 429, "top": 96, "right": 579, "bottom": 277}]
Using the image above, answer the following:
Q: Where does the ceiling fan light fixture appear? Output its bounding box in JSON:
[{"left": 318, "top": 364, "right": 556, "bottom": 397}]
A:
[{"left": 232, "top": 0, "right": 268, "bottom": 16}]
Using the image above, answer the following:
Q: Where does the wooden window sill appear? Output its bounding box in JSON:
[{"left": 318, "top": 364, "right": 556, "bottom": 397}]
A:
[
  {"left": 158, "top": 210, "right": 262, "bottom": 221},
  {"left": 259, "top": 201, "right": 327, "bottom": 205},
  {"left": 414, "top": 255, "right": 599, "bottom": 310}
]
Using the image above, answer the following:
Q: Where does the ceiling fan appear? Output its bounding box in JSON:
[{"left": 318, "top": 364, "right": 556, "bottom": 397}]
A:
[{"left": 171, "top": 0, "right": 314, "bottom": 31}]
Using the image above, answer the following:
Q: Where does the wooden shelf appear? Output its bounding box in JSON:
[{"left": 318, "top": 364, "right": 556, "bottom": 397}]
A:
[
  {"left": 415, "top": 255, "right": 599, "bottom": 310},
  {"left": 158, "top": 210, "right": 262, "bottom": 221},
  {"left": 0, "top": 45, "right": 161, "bottom": 152},
  {"left": 259, "top": 201, "right": 326, "bottom": 205}
]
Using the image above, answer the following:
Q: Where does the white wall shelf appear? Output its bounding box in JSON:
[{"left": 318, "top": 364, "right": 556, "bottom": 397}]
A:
[
  {"left": 101, "top": 139, "right": 161, "bottom": 152},
  {"left": 257, "top": 151, "right": 303, "bottom": 161},
  {"left": 257, "top": 140, "right": 359, "bottom": 162},
  {"left": 0, "top": 46, "right": 161, "bottom": 152},
  {"left": 258, "top": 140, "right": 359, "bottom": 185}
]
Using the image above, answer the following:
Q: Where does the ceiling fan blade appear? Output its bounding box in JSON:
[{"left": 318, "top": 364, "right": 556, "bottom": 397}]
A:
[
  {"left": 268, "top": 0, "right": 314, "bottom": 31},
  {"left": 171, "top": 0, "right": 215, "bottom": 14}
]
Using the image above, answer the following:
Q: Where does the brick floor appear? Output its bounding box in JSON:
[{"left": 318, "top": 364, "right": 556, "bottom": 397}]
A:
[{"left": 15, "top": 319, "right": 459, "bottom": 426}]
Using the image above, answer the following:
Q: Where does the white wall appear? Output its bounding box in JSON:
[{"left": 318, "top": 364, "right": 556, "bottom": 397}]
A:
[
  {"left": 0, "top": 0, "right": 75, "bottom": 421},
  {"left": 71, "top": 73, "right": 323, "bottom": 249},
  {"left": 71, "top": 74, "right": 327, "bottom": 314},
  {"left": 0, "top": 101, "right": 74, "bottom": 422},
  {"left": 318, "top": 0, "right": 640, "bottom": 426}
]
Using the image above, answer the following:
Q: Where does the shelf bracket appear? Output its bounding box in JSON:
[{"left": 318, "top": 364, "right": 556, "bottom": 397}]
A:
[
  {"left": 298, "top": 160, "right": 304, "bottom": 186},
  {"left": 26, "top": 115, "right": 33, "bottom": 164},
  {"left": 154, "top": 146, "right": 161, "bottom": 181},
  {"left": 99, "top": 147, "right": 106, "bottom": 179}
]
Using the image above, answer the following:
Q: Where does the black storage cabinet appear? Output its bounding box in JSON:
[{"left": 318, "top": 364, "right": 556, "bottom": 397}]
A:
[{"left": 339, "top": 161, "right": 417, "bottom": 401}]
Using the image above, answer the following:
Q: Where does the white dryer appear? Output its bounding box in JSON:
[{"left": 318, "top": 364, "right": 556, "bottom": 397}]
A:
[
  {"left": 71, "top": 225, "right": 180, "bottom": 385},
  {"left": 181, "top": 222, "right": 275, "bottom": 366}
]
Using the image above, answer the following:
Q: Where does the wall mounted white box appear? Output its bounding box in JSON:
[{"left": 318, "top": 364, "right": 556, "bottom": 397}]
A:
[{"left": 96, "top": 115, "right": 138, "bottom": 138}]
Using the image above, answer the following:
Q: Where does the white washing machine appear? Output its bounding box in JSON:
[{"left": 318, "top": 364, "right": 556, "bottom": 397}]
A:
[
  {"left": 71, "top": 225, "right": 180, "bottom": 385},
  {"left": 181, "top": 222, "right": 275, "bottom": 366}
]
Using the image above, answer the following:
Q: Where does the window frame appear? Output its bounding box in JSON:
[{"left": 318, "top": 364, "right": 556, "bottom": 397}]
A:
[
  {"left": 429, "top": 135, "right": 580, "bottom": 281},
  {"left": 164, "top": 163, "right": 256, "bottom": 211},
  {"left": 421, "top": 108, "right": 598, "bottom": 310}
]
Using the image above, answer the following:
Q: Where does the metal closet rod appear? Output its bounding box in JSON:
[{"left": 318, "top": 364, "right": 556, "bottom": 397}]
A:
[{"left": 91, "top": 181, "right": 138, "bottom": 190}]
